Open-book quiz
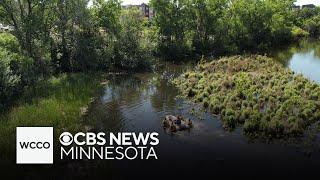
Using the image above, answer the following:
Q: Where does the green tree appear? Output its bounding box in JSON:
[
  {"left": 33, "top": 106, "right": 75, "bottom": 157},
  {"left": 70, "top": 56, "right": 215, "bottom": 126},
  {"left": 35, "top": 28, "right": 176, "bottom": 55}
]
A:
[
  {"left": 191, "top": 0, "right": 227, "bottom": 55},
  {"left": 91, "top": 0, "right": 121, "bottom": 70},
  {"left": 0, "top": 33, "right": 34, "bottom": 108},
  {"left": 92, "top": 0, "right": 121, "bottom": 36},
  {"left": 114, "top": 8, "right": 150, "bottom": 71},
  {"left": 224, "top": 0, "right": 294, "bottom": 52},
  {"left": 292, "top": 5, "right": 320, "bottom": 38},
  {"left": 150, "top": 0, "right": 193, "bottom": 59},
  {"left": 266, "top": 0, "right": 295, "bottom": 44},
  {"left": 0, "top": 0, "right": 55, "bottom": 58},
  {"left": 52, "top": 0, "right": 96, "bottom": 72}
]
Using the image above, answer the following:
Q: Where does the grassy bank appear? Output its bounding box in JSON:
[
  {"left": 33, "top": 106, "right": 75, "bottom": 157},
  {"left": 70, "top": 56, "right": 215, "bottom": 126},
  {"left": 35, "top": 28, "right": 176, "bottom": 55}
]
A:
[
  {"left": 0, "top": 73, "right": 105, "bottom": 155},
  {"left": 174, "top": 55, "right": 320, "bottom": 138}
]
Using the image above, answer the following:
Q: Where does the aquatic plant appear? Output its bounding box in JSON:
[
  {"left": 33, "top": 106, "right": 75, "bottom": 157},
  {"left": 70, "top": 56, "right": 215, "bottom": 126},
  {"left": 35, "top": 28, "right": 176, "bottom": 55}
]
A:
[{"left": 173, "top": 55, "right": 320, "bottom": 138}]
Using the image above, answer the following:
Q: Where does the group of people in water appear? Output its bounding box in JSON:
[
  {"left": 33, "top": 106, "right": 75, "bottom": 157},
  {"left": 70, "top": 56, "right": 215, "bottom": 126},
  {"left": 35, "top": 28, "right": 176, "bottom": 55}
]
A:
[{"left": 162, "top": 115, "right": 193, "bottom": 132}]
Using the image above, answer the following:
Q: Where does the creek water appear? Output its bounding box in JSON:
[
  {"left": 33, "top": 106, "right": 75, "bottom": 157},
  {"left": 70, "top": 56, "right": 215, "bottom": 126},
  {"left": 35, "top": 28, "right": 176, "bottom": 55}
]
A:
[
  {"left": 83, "top": 41, "right": 320, "bottom": 179},
  {"left": 273, "top": 39, "right": 320, "bottom": 83}
]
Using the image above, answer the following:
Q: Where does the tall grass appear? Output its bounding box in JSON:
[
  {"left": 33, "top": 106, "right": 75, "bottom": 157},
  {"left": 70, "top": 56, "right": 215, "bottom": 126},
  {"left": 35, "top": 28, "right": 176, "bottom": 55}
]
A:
[{"left": 0, "top": 72, "right": 104, "bottom": 158}]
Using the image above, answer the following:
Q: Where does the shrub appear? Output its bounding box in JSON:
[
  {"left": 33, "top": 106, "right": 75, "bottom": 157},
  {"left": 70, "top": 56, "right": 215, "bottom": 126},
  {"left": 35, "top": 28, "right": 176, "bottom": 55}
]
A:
[
  {"left": 0, "top": 49, "right": 20, "bottom": 107},
  {"left": 291, "top": 26, "right": 309, "bottom": 40},
  {"left": 0, "top": 33, "right": 20, "bottom": 53},
  {"left": 303, "top": 15, "right": 320, "bottom": 38},
  {"left": 0, "top": 39, "right": 34, "bottom": 108}
]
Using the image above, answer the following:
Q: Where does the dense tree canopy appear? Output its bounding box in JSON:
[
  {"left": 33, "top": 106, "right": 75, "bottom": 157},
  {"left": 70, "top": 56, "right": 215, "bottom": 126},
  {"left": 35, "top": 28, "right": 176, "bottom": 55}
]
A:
[{"left": 151, "top": 0, "right": 299, "bottom": 57}]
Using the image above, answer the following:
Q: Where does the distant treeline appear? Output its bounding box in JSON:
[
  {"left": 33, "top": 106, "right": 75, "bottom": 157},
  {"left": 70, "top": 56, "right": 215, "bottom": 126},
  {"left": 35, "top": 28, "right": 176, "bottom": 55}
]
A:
[
  {"left": 151, "top": 0, "right": 320, "bottom": 58},
  {"left": 0, "top": 0, "right": 319, "bottom": 107}
]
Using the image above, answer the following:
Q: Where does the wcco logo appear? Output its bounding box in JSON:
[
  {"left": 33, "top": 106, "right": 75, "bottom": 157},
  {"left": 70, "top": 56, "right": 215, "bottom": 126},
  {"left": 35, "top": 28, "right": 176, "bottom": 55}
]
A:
[
  {"left": 16, "top": 127, "right": 53, "bottom": 164},
  {"left": 19, "top": 141, "right": 51, "bottom": 149}
]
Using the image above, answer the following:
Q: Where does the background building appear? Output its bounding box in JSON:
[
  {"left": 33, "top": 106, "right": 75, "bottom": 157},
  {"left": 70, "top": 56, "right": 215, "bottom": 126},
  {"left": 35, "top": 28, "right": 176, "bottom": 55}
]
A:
[
  {"left": 122, "top": 3, "right": 154, "bottom": 20},
  {"left": 302, "top": 4, "right": 316, "bottom": 9},
  {"left": 292, "top": 4, "right": 316, "bottom": 10},
  {"left": 0, "top": 23, "right": 13, "bottom": 32}
]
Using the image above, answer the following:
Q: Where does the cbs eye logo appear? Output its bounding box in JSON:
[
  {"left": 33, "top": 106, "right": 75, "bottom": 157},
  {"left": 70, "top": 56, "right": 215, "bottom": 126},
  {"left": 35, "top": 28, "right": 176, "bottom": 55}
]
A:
[{"left": 59, "top": 132, "right": 73, "bottom": 146}]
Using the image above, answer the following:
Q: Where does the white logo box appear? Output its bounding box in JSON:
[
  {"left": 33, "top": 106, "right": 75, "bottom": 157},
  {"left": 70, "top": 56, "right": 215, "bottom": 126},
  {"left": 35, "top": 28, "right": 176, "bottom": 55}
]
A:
[{"left": 16, "top": 127, "right": 53, "bottom": 164}]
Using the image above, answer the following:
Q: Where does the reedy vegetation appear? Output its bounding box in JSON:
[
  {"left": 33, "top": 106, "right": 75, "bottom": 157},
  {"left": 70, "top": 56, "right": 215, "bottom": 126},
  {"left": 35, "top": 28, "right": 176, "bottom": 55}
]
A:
[
  {"left": 0, "top": 73, "right": 104, "bottom": 157},
  {"left": 174, "top": 56, "right": 320, "bottom": 138}
]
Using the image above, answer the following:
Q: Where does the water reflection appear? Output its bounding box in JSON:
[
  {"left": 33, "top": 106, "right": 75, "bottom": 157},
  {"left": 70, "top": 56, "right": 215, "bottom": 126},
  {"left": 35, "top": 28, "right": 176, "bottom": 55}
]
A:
[
  {"left": 272, "top": 40, "right": 320, "bottom": 83},
  {"left": 86, "top": 62, "right": 196, "bottom": 133}
]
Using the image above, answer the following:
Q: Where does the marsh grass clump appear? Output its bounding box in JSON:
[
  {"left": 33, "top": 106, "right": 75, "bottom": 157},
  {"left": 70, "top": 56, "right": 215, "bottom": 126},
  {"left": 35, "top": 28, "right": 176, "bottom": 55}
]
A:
[{"left": 173, "top": 55, "right": 320, "bottom": 138}]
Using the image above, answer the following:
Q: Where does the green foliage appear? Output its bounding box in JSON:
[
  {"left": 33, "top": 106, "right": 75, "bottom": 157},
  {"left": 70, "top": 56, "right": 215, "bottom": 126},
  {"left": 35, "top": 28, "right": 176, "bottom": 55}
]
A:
[
  {"left": 303, "top": 15, "right": 320, "bottom": 38},
  {"left": 0, "top": 46, "right": 34, "bottom": 108},
  {"left": 150, "top": 0, "right": 297, "bottom": 56},
  {"left": 293, "top": 6, "right": 320, "bottom": 38},
  {"left": 51, "top": 0, "right": 98, "bottom": 72},
  {"left": 92, "top": 0, "right": 121, "bottom": 36},
  {"left": 191, "top": 0, "right": 228, "bottom": 55},
  {"left": 0, "top": 0, "right": 55, "bottom": 58},
  {"left": 0, "top": 32, "right": 35, "bottom": 108},
  {"left": 0, "top": 0, "right": 151, "bottom": 73},
  {"left": 291, "top": 26, "right": 310, "bottom": 40},
  {"left": 174, "top": 55, "right": 320, "bottom": 138},
  {"left": 1, "top": 0, "right": 314, "bottom": 71},
  {"left": 113, "top": 8, "right": 151, "bottom": 71},
  {"left": 90, "top": 0, "right": 121, "bottom": 71},
  {"left": 150, "top": 0, "right": 193, "bottom": 59},
  {"left": 0, "top": 73, "right": 104, "bottom": 155},
  {"left": 0, "top": 33, "right": 20, "bottom": 53},
  {"left": 222, "top": 0, "right": 295, "bottom": 52},
  {"left": 0, "top": 48, "right": 20, "bottom": 107}
]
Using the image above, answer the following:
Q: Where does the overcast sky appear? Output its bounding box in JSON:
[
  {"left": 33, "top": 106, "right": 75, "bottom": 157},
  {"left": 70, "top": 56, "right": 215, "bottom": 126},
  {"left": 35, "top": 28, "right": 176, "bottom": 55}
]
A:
[
  {"left": 122, "top": 0, "right": 148, "bottom": 5},
  {"left": 295, "top": 0, "right": 320, "bottom": 6},
  {"left": 122, "top": 0, "right": 320, "bottom": 6}
]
